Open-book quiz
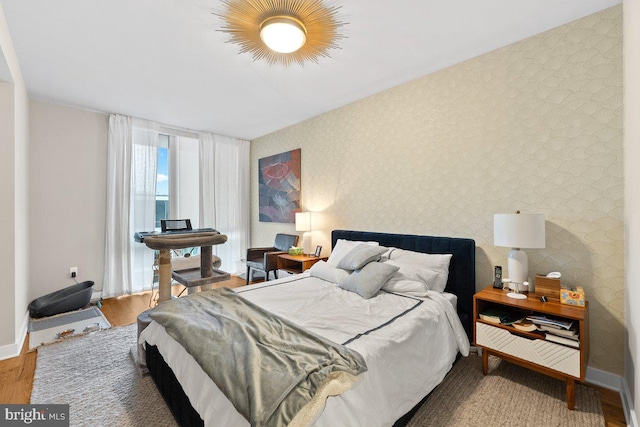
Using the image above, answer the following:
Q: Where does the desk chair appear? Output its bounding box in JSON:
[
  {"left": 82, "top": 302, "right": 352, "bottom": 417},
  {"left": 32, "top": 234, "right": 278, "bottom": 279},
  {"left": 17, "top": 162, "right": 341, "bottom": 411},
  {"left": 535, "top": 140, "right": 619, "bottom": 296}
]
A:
[{"left": 246, "top": 234, "right": 299, "bottom": 285}]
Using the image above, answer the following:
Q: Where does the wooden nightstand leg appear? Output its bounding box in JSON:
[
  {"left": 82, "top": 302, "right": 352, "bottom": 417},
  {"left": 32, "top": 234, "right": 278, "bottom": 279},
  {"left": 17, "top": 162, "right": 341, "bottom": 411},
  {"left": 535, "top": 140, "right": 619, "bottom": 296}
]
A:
[
  {"left": 566, "top": 378, "right": 575, "bottom": 410},
  {"left": 482, "top": 348, "right": 489, "bottom": 375}
]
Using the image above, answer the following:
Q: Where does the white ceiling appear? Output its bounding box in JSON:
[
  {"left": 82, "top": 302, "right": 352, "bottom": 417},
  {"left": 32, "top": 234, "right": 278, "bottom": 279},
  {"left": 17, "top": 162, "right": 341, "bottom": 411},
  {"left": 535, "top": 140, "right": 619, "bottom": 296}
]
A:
[{"left": 0, "top": 0, "right": 621, "bottom": 140}]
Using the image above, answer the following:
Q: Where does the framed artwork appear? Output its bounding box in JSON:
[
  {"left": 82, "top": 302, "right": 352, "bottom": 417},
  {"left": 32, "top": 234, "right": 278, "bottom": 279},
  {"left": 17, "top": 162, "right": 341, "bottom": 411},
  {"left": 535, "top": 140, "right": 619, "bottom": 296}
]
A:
[
  {"left": 314, "top": 245, "right": 322, "bottom": 257},
  {"left": 259, "top": 149, "right": 301, "bottom": 223}
]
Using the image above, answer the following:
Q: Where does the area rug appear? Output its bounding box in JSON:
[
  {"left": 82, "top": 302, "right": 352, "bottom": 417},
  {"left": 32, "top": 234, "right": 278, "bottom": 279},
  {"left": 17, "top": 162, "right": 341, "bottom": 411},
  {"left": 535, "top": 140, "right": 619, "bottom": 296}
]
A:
[
  {"left": 28, "top": 307, "right": 111, "bottom": 350},
  {"left": 408, "top": 353, "right": 605, "bottom": 427},
  {"left": 31, "top": 324, "right": 177, "bottom": 427},
  {"left": 32, "top": 325, "right": 605, "bottom": 427}
]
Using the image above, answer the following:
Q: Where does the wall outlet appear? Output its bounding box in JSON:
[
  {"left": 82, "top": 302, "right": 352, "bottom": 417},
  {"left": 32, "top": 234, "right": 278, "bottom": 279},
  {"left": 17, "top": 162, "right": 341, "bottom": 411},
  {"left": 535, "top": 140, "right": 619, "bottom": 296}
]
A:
[{"left": 70, "top": 267, "right": 78, "bottom": 278}]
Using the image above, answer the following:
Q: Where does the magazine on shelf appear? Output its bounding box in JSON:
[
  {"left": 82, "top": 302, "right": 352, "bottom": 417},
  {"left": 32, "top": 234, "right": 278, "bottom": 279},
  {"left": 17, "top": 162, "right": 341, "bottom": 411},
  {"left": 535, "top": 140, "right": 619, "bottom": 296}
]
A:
[
  {"left": 545, "top": 333, "right": 580, "bottom": 348},
  {"left": 526, "top": 315, "right": 574, "bottom": 330},
  {"left": 539, "top": 324, "right": 579, "bottom": 339}
]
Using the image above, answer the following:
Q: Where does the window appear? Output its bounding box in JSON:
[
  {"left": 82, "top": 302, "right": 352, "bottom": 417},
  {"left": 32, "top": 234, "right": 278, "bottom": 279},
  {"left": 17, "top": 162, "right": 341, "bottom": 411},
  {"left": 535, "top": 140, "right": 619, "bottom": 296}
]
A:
[{"left": 155, "top": 135, "right": 170, "bottom": 229}]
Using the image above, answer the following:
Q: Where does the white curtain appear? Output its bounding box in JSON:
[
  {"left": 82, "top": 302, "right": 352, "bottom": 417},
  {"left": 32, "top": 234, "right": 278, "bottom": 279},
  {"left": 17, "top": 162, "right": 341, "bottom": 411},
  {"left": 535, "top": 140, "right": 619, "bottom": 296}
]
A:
[
  {"left": 199, "top": 132, "right": 250, "bottom": 274},
  {"left": 130, "top": 120, "right": 160, "bottom": 292},
  {"left": 103, "top": 115, "right": 133, "bottom": 298},
  {"left": 170, "top": 136, "right": 200, "bottom": 224},
  {"left": 103, "top": 116, "right": 159, "bottom": 297}
]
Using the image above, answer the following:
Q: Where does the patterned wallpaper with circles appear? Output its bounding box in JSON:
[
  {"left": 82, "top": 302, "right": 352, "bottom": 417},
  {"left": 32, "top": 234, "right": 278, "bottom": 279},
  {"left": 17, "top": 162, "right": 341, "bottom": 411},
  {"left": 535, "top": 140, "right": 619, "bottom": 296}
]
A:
[{"left": 251, "top": 6, "right": 623, "bottom": 375}]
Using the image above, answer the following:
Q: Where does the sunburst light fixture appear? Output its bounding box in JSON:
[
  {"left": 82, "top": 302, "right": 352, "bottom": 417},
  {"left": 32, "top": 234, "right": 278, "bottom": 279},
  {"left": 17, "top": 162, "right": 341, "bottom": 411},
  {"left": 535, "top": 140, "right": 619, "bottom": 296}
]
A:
[{"left": 217, "top": 0, "right": 347, "bottom": 66}]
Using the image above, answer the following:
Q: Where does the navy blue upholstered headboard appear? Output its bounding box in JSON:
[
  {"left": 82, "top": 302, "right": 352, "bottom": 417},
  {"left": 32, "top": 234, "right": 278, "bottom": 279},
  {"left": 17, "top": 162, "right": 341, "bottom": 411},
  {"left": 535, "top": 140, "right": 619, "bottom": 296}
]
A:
[{"left": 331, "top": 230, "right": 476, "bottom": 341}]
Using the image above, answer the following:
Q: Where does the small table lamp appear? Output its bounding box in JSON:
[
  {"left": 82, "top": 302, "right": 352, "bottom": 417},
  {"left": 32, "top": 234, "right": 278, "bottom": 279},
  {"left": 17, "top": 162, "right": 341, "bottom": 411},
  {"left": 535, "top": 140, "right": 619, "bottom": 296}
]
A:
[
  {"left": 295, "top": 212, "right": 313, "bottom": 255},
  {"left": 494, "top": 211, "right": 545, "bottom": 299}
]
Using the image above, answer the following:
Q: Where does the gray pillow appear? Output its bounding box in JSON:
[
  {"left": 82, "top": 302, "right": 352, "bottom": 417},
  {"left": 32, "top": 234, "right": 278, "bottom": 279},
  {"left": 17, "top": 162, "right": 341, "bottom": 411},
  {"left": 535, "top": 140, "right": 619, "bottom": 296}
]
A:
[
  {"left": 309, "top": 261, "right": 350, "bottom": 285},
  {"left": 340, "top": 262, "right": 400, "bottom": 299},
  {"left": 336, "top": 245, "right": 388, "bottom": 271}
]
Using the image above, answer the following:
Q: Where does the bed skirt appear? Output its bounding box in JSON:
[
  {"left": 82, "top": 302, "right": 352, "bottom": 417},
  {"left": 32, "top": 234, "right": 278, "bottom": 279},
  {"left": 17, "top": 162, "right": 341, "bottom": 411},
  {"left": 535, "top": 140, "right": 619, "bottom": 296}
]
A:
[
  {"left": 146, "top": 344, "right": 436, "bottom": 427},
  {"left": 147, "top": 345, "right": 204, "bottom": 427}
]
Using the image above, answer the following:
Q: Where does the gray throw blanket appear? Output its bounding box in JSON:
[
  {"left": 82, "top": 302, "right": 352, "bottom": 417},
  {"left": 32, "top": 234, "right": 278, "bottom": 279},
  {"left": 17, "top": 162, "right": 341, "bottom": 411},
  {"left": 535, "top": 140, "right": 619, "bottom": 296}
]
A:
[{"left": 148, "top": 287, "right": 367, "bottom": 427}]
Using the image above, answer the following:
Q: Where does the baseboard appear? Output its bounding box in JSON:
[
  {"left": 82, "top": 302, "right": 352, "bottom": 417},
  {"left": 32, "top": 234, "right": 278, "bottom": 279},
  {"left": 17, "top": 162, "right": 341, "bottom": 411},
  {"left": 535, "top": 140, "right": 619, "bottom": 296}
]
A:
[
  {"left": 585, "top": 365, "right": 622, "bottom": 391},
  {"left": 622, "top": 377, "right": 638, "bottom": 427},
  {"left": 90, "top": 290, "right": 103, "bottom": 302},
  {"left": 0, "top": 309, "right": 29, "bottom": 361}
]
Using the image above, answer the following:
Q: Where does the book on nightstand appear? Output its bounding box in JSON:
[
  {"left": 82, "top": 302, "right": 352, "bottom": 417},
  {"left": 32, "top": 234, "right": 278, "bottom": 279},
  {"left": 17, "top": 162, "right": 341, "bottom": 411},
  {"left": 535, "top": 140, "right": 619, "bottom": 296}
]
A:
[
  {"left": 512, "top": 319, "right": 537, "bottom": 332},
  {"left": 479, "top": 307, "right": 523, "bottom": 325},
  {"left": 545, "top": 333, "right": 580, "bottom": 348}
]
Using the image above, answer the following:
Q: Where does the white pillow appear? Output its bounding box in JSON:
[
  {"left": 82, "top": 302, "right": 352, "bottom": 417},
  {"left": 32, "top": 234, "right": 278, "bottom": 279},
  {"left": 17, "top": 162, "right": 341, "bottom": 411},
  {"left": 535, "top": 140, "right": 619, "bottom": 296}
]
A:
[
  {"left": 309, "top": 261, "right": 350, "bottom": 285},
  {"left": 388, "top": 249, "right": 452, "bottom": 292},
  {"left": 327, "top": 239, "right": 380, "bottom": 266},
  {"left": 380, "top": 247, "right": 395, "bottom": 261},
  {"left": 417, "top": 268, "right": 447, "bottom": 292},
  {"left": 381, "top": 259, "right": 429, "bottom": 296},
  {"left": 383, "top": 259, "right": 428, "bottom": 283},
  {"left": 382, "top": 276, "right": 429, "bottom": 297},
  {"left": 382, "top": 258, "right": 449, "bottom": 294}
]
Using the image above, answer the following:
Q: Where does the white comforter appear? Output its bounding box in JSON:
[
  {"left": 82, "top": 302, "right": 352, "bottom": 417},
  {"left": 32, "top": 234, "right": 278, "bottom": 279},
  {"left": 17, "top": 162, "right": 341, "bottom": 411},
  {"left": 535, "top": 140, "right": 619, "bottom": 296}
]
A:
[{"left": 140, "top": 272, "right": 470, "bottom": 427}]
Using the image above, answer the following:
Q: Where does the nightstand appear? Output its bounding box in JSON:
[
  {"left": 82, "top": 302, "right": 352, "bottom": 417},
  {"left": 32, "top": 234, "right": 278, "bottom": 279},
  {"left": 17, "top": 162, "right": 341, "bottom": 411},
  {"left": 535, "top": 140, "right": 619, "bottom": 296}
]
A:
[
  {"left": 473, "top": 287, "right": 589, "bottom": 410},
  {"left": 277, "top": 254, "right": 328, "bottom": 274}
]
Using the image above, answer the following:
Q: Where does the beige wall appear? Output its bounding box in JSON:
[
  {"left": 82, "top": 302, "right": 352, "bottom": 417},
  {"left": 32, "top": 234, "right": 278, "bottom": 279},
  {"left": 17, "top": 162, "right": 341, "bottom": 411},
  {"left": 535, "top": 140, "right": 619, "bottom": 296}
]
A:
[
  {"left": 29, "top": 100, "right": 108, "bottom": 298},
  {"left": 0, "top": 3, "right": 30, "bottom": 359},
  {"left": 0, "top": 81, "right": 16, "bottom": 348},
  {"left": 252, "top": 7, "right": 624, "bottom": 375},
  {"left": 624, "top": 0, "right": 640, "bottom": 422}
]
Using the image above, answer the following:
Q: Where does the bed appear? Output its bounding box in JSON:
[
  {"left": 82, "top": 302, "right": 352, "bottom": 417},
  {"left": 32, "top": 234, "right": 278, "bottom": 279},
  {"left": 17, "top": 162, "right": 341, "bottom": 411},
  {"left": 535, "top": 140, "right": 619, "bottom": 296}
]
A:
[{"left": 141, "top": 229, "right": 476, "bottom": 427}]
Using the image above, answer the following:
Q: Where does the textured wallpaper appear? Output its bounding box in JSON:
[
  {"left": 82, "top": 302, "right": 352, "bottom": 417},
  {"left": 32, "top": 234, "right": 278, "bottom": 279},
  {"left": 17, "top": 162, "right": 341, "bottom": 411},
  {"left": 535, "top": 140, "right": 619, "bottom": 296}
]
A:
[{"left": 251, "top": 6, "right": 623, "bottom": 375}]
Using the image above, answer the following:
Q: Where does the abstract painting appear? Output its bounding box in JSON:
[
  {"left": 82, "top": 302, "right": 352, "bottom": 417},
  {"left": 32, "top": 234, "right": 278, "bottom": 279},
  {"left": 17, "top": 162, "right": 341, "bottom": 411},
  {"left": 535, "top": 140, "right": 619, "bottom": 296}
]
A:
[{"left": 259, "top": 149, "right": 301, "bottom": 223}]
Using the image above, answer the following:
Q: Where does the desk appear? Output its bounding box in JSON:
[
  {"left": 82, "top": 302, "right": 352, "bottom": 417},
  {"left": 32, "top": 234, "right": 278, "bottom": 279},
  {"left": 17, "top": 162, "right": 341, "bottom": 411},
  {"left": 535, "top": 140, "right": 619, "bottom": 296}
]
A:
[
  {"left": 142, "top": 231, "right": 228, "bottom": 303},
  {"left": 277, "top": 254, "right": 328, "bottom": 274}
]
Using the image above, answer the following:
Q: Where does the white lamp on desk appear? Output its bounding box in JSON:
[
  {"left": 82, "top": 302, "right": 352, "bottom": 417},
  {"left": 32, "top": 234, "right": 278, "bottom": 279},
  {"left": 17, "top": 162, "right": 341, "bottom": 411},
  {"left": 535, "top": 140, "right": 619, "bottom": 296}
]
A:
[
  {"left": 494, "top": 211, "right": 545, "bottom": 299},
  {"left": 295, "top": 212, "right": 313, "bottom": 255}
]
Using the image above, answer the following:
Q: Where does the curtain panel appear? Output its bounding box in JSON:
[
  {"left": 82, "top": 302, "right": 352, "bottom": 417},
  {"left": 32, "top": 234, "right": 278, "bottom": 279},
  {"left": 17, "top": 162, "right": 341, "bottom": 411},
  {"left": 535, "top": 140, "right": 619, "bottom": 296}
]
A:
[
  {"left": 199, "top": 132, "right": 250, "bottom": 275},
  {"left": 129, "top": 120, "right": 160, "bottom": 293},
  {"left": 103, "top": 115, "right": 133, "bottom": 298},
  {"left": 103, "top": 116, "right": 159, "bottom": 297}
]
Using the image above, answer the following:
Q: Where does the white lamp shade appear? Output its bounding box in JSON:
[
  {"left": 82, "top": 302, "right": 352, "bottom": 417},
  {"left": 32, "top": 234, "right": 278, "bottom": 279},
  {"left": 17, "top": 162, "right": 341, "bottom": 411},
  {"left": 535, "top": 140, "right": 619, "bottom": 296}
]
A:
[
  {"left": 295, "top": 212, "right": 311, "bottom": 232},
  {"left": 494, "top": 213, "right": 545, "bottom": 249}
]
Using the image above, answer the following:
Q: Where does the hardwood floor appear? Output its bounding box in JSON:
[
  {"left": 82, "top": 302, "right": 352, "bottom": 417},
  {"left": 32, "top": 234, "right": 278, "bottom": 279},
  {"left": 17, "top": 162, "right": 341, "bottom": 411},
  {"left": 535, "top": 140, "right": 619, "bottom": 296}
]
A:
[
  {"left": 0, "top": 276, "right": 247, "bottom": 406},
  {"left": 0, "top": 275, "right": 627, "bottom": 426}
]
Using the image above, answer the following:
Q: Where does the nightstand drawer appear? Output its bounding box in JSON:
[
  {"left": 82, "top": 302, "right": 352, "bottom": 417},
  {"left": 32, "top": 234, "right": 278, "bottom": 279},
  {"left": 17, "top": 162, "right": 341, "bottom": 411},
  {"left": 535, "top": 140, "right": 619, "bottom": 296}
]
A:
[{"left": 476, "top": 322, "right": 580, "bottom": 378}]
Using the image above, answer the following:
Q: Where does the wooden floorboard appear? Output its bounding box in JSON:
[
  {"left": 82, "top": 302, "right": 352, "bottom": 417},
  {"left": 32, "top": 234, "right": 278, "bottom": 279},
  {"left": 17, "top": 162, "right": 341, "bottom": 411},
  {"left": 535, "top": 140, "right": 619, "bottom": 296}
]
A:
[{"left": 0, "top": 274, "right": 626, "bottom": 426}]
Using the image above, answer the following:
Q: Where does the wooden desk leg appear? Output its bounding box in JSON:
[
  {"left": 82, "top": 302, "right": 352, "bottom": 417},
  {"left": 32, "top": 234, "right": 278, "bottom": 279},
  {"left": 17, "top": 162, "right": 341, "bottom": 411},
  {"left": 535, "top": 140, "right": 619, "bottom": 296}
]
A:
[
  {"left": 566, "top": 378, "right": 575, "bottom": 410},
  {"left": 482, "top": 349, "right": 489, "bottom": 375},
  {"left": 158, "top": 249, "right": 172, "bottom": 303}
]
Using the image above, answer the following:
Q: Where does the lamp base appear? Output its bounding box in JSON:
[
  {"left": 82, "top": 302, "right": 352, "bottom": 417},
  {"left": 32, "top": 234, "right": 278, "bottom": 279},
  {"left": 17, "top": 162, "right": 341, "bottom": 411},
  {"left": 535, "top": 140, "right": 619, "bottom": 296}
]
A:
[
  {"left": 506, "top": 292, "right": 527, "bottom": 300},
  {"left": 301, "top": 231, "right": 312, "bottom": 255},
  {"left": 507, "top": 248, "right": 528, "bottom": 285}
]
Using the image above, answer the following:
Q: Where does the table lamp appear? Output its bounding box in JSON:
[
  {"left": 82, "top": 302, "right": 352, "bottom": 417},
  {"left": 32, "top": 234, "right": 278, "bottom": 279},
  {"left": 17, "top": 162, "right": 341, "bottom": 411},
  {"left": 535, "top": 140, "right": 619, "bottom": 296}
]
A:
[
  {"left": 494, "top": 211, "right": 545, "bottom": 299},
  {"left": 295, "top": 212, "right": 313, "bottom": 255}
]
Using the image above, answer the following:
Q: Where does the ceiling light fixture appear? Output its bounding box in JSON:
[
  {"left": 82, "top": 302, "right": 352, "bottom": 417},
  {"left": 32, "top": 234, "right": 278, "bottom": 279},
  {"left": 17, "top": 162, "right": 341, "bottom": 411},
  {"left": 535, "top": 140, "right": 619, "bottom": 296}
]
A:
[
  {"left": 260, "top": 17, "right": 307, "bottom": 54},
  {"left": 217, "top": 0, "right": 346, "bottom": 66}
]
